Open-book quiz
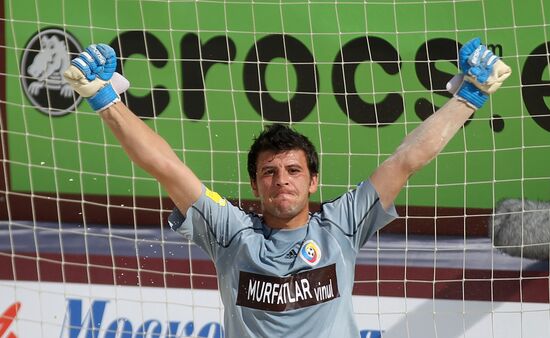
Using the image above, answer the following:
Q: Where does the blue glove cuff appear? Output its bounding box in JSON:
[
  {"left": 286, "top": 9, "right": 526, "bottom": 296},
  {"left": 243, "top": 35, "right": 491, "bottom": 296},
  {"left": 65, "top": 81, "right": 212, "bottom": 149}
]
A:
[
  {"left": 87, "top": 83, "right": 120, "bottom": 111},
  {"left": 456, "top": 81, "right": 488, "bottom": 109}
]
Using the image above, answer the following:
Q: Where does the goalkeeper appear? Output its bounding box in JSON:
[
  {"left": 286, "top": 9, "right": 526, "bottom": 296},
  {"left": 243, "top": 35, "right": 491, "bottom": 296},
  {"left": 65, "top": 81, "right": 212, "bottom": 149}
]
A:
[{"left": 64, "top": 38, "right": 510, "bottom": 337}]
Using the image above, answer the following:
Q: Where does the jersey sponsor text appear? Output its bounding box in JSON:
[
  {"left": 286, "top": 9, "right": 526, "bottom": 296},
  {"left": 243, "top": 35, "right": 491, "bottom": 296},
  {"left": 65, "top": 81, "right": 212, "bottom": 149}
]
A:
[{"left": 237, "top": 264, "right": 339, "bottom": 311}]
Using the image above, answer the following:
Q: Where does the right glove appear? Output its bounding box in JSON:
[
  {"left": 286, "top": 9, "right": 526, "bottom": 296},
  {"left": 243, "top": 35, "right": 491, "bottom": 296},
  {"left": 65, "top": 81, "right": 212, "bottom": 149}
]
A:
[
  {"left": 63, "top": 43, "right": 127, "bottom": 111},
  {"left": 448, "top": 37, "right": 512, "bottom": 109}
]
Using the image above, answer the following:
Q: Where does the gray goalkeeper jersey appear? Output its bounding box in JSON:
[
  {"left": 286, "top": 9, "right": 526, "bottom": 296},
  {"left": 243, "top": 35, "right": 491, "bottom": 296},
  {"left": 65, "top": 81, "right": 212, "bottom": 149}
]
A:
[{"left": 168, "top": 180, "right": 397, "bottom": 338}]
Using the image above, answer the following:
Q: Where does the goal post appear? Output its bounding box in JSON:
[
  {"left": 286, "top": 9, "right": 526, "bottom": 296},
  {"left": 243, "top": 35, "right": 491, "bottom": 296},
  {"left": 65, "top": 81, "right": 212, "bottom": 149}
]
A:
[{"left": 1, "top": 0, "right": 550, "bottom": 337}]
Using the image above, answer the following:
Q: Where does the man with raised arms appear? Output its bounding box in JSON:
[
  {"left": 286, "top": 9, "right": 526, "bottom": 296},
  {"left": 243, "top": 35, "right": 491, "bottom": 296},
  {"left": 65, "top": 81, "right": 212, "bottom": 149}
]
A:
[{"left": 64, "top": 38, "right": 510, "bottom": 337}]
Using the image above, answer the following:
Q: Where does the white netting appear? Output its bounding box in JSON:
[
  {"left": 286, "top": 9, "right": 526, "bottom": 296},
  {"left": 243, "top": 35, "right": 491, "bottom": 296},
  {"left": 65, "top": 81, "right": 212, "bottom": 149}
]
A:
[{"left": 1, "top": 0, "right": 550, "bottom": 337}]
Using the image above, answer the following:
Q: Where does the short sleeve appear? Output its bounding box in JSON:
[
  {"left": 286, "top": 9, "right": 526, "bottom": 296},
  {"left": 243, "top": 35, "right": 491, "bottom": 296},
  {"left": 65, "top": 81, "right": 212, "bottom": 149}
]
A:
[
  {"left": 167, "top": 185, "right": 255, "bottom": 260},
  {"left": 320, "top": 180, "right": 398, "bottom": 251}
]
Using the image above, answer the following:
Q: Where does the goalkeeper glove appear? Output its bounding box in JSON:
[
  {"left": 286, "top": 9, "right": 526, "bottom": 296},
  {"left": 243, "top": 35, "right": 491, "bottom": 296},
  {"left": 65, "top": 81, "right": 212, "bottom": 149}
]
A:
[
  {"left": 63, "top": 44, "right": 129, "bottom": 112},
  {"left": 447, "top": 37, "right": 512, "bottom": 109}
]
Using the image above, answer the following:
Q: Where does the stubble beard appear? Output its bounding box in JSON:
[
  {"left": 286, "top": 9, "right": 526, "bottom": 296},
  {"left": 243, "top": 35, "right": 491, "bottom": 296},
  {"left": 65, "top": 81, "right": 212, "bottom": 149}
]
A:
[{"left": 263, "top": 195, "right": 307, "bottom": 221}]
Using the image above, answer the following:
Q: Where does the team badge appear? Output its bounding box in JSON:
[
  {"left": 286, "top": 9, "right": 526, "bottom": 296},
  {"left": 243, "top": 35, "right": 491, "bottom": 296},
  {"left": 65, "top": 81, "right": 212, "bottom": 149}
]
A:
[
  {"left": 300, "top": 240, "right": 321, "bottom": 266},
  {"left": 20, "top": 27, "right": 83, "bottom": 116}
]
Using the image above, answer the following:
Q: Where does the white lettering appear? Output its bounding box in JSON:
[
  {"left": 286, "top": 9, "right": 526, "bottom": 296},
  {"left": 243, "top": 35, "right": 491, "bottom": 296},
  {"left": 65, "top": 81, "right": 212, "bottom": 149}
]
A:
[
  {"left": 301, "top": 279, "right": 312, "bottom": 299},
  {"left": 248, "top": 280, "right": 257, "bottom": 301},
  {"left": 262, "top": 282, "right": 273, "bottom": 304},
  {"left": 271, "top": 283, "right": 280, "bottom": 304},
  {"left": 277, "top": 284, "right": 285, "bottom": 304},
  {"left": 256, "top": 281, "right": 266, "bottom": 302},
  {"left": 314, "top": 286, "right": 320, "bottom": 301},
  {"left": 295, "top": 281, "right": 304, "bottom": 301},
  {"left": 239, "top": 265, "right": 338, "bottom": 310},
  {"left": 314, "top": 279, "right": 335, "bottom": 301},
  {"left": 287, "top": 282, "right": 296, "bottom": 303}
]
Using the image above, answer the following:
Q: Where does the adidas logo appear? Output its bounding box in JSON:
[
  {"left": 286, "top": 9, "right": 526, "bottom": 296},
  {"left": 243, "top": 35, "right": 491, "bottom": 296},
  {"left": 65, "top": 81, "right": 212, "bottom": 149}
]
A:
[{"left": 285, "top": 249, "right": 297, "bottom": 259}]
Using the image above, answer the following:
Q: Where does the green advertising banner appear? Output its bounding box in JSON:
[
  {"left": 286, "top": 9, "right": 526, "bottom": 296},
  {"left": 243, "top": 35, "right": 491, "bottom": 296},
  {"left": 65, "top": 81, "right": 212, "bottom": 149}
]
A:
[{"left": 4, "top": 0, "right": 550, "bottom": 209}]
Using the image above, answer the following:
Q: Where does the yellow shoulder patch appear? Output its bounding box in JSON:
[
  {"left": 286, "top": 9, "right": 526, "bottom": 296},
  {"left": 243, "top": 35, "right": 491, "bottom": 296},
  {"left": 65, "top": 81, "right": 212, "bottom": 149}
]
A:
[{"left": 205, "top": 187, "right": 227, "bottom": 207}]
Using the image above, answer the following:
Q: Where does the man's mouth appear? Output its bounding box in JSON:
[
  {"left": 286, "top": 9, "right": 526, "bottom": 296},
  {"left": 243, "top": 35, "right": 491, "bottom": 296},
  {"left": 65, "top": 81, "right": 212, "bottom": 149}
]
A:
[
  {"left": 270, "top": 191, "right": 295, "bottom": 201},
  {"left": 276, "top": 190, "right": 294, "bottom": 196}
]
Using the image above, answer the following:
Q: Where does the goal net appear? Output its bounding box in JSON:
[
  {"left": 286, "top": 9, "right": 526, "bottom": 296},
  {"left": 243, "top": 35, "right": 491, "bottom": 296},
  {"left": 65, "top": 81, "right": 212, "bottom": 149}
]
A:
[{"left": 1, "top": 0, "right": 549, "bottom": 337}]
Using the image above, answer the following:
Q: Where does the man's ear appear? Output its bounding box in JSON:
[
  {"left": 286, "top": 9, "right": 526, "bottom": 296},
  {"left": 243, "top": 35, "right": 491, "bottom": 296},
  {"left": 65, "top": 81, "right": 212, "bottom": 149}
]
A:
[
  {"left": 250, "top": 178, "right": 259, "bottom": 197},
  {"left": 309, "top": 173, "right": 319, "bottom": 195}
]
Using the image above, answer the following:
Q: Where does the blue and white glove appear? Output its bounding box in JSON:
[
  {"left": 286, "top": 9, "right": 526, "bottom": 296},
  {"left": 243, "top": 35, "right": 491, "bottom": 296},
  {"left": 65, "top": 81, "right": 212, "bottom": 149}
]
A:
[
  {"left": 447, "top": 38, "right": 511, "bottom": 109},
  {"left": 63, "top": 44, "right": 129, "bottom": 111}
]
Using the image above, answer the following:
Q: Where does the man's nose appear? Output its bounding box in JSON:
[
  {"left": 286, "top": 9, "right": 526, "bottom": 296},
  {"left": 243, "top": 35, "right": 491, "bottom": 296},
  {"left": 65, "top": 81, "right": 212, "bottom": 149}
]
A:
[{"left": 274, "top": 170, "right": 290, "bottom": 185}]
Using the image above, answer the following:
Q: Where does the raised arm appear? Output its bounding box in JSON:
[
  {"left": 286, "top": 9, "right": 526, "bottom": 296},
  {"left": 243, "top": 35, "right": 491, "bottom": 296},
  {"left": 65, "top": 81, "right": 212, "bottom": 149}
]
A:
[
  {"left": 63, "top": 44, "right": 201, "bottom": 214},
  {"left": 371, "top": 38, "right": 511, "bottom": 210},
  {"left": 370, "top": 97, "right": 474, "bottom": 210},
  {"left": 99, "top": 102, "right": 202, "bottom": 213}
]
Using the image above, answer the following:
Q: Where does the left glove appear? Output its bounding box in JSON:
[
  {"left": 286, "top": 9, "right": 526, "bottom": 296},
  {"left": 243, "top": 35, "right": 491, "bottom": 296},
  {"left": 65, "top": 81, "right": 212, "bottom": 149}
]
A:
[
  {"left": 63, "top": 43, "right": 123, "bottom": 112},
  {"left": 448, "top": 38, "right": 512, "bottom": 109}
]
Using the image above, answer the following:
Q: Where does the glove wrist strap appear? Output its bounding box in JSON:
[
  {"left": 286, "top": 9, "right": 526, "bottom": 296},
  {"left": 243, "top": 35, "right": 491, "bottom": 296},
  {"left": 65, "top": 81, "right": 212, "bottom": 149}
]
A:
[
  {"left": 88, "top": 83, "right": 120, "bottom": 111},
  {"left": 456, "top": 81, "right": 488, "bottom": 109}
]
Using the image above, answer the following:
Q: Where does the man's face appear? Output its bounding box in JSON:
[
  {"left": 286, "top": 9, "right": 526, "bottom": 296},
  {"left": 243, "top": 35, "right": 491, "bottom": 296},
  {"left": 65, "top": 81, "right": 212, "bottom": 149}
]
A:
[{"left": 251, "top": 149, "right": 318, "bottom": 227}]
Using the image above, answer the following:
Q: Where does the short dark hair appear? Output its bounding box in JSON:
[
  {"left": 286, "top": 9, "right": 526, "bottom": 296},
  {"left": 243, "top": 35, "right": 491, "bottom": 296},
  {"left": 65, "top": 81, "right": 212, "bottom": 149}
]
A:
[{"left": 247, "top": 124, "right": 319, "bottom": 180}]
